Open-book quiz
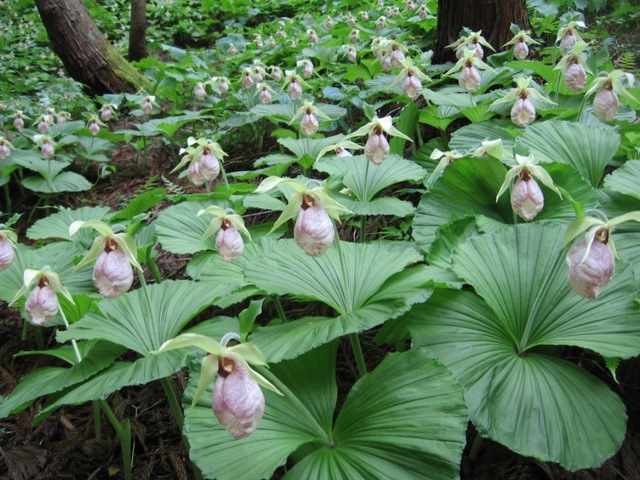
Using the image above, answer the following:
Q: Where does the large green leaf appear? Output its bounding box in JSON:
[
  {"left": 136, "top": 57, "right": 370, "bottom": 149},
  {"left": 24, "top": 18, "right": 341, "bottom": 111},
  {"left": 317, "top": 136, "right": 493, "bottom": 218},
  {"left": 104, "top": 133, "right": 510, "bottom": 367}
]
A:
[
  {"left": 57, "top": 280, "right": 234, "bottom": 353},
  {"left": 27, "top": 206, "right": 111, "bottom": 242},
  {"left": 155, "top": 200, "right": 229, "bottom": 254},
  {"left": 184, "top": 343, "right": 467, "bottom": 480},
  {"left": 449, "top": 119, "right": 517, "bottom": 153},
  {"left": 409, "top": 223, "right": 640, "bottom": 470},
  {"left": 279, "top": 135, "right": 348, "bottom": 160},
  {"left": 413, "top": 158, "right": 596, "bottom": 252},
  {"left": 246, "top": 241, "right": 431, "bottom": 362},
  {"left": 0, "top": 341, "right": 125, "bottom": 417},
  {"left": 332, "top": 195, "right": 416, "bottom": 217},
  {"left": 604, "top": 160, "right": 640, "bottom": 199},
  {"left": 517, "top": 120, "right": 620, "bottom": 187},
  {"left": 22, "top": 171, "right": 92, "bottom": 193},
  {"left": 315, "top": 154, "right": 426, "bottom": 202}
]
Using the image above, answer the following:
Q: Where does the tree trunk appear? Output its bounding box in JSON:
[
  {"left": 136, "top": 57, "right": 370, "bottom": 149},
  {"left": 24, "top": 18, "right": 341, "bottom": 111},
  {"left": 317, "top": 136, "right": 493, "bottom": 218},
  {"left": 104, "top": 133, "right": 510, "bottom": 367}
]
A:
[
  {"left": 433, "top": 0, "right": 530, "bottom": 63},
  {"left": 36, "top": 0, "right": 152, "bottom": 95},
  {"left": 128, "top": 0, "right": 147, "bottom": 61}
]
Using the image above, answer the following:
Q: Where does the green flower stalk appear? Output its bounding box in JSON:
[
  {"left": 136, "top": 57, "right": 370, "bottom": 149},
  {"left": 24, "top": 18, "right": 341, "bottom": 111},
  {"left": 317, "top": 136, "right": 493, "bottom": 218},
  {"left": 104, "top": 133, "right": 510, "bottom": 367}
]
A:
[{"left": 496, "top": 154, "right": 562, "bottom": 221}]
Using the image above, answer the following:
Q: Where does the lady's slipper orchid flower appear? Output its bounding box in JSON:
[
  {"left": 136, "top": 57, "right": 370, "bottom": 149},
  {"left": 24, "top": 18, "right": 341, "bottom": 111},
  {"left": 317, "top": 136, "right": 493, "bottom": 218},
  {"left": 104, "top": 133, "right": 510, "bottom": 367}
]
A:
[
  {"left": 283, "top": 71, "right": 309, "bottom": 101},
  {"left": 503, "top": 29, "right": 539, "bottom": 60},
  {"left": 349, "top": 29, "right": 360, "bottom": 44},
  {"left": 69, "top": 220, "right": 141, "bottom": 297},
  {"left": 563, "top": 211, "right": 640, "bottom": 298},
  {"left": 325, "top": 16, "right": 334, "bottom": 29},
  {"left": 315, "top": 138, "right": 364, "bottom": 162},
  {"left": 388, "top": 41, "right": 407, "bottom": 68},
  {"left": 585, "top": 70, "right": 636, "bottom": 122},
  {"left": 495, "top": 154, "right": 561, "bottom": 221},
  {"left": 255, "top": 34, "right": 263, "bottom": 50},
  {"left": 198, "top": 206, "right": 251, "bottom": 262},
  {"left": 359, "top": 11, "right": 369, "bottom": 21},
  {"left": 345, "top": 46, "right": 357, "bottom": 63},
  {"left": 174, "top": 137, "right": 226, "bottom": 186},
  {"left": 269, "top": 66, "right": 283, "bottom": 82},
  {"left": 153, "top": 332, "right": 282, "bottom": 439},
  {"left": 210, "top": 76, "right": 231, "bottom": 95},
  {"left": 448, "top": 29, "right": 494, "bottom": 60},
  {"left": 391, "top": 59, "right": 431, "bottom": 100},
  {"left": 0, "top": 137, "right": 15, "bottom": 160},
  {"left": 100, "top": 103, "right": 118, "bottom": 122},
  {"left": 140, "top": 95, "right": 158, "bottom": 115},
  {"left": 345, "top": 115, "right": 413, "bottom": 164},
  {"left": 10, "top": 267, "right": 73, "bottom": 326},
  {"left": 0, "top": 227, "right": 17, "bottom": 271},
  {"left": 255, "top": 177, "right": 350, "bottom": 256},
  {"left": 347, "top": 14, "right": 357, "bottom": 27},
  {"left": 556, "top": 21, "right": 586, "bottom": 53},
  {"left": 87, "top": 115, "right": 107, "bottom": 136},
  {"left": 34, "top": 113, "right": 54, "bottom": 134},
  {"left": 241, "top": 68, "right": 255, "bottom": 90},
  {"left": 267, "top": 36, "right": 276, "bottom": 49},
  {"left": 256, "top": 83, "right": 275, "bottom": 105},
  {"left": 33, "top": 135, "right": 56, "bottom": 159},
  {"left": 418, "top": 5, "right": 431, "bottom": 19},
  {"left": 555, "top": 42, "right": 591, "bottom": 92},
  {"left": 297, "top": 59, "right": 314, "bottom": 79},
  {"left": 375, "top": 16, "right": 387, "bottom": 30},
  {"left": 445, "top": 47, "right": 495, "bottom": 93},
  {"left": 194, "top": 82, "right": 207, "bottom": 100},
  {"left": 291, "top": 101, "right": 331, "bottom": 137},
  {"left": 11, "top": 110, "right": 29, "bottom": 130},
  {"left": 428, "top": 149, "right": 464, "bottom": 182},
  {"left": 492, "top": 76, "right": 555, "bottom": 126},
  {"left": 307, "top": 29, "right": 318, "bottom": 43}
]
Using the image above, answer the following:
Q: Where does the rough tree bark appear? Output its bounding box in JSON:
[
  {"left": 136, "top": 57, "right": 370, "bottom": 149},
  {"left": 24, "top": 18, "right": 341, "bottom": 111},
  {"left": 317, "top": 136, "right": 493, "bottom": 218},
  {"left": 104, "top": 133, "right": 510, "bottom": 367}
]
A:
[
  {"left": 433, "top": 0, "right": 530, "bottom": 63},
  {"left": 36, "top": 0, "right": 152, "bottom": 95},
  {"left": 128, "top": 0, "right": 147, "bottom": 61}
]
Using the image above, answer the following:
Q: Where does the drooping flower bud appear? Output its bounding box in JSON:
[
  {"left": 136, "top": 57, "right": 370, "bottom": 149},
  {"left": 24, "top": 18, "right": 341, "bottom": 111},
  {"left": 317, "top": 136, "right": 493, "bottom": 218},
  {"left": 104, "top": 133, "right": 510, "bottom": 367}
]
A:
[
  {"left": 459, "top": 64, "right": 481, "bottom": 92},
  {"left": 390, "top": 47, "right": 405, "bottom": 68},
  {"left": 37, "top": 120, "right": 49, "bottom": 134},
  {"left": 13, "top": 115, "right": 24, "bottom": 130},
  {"left": 406, "top": 0, "right": 416, "bottom": 12},
  {"left": 258, "top": 87, "right": 272, "bottom": 105},
  {"left": 360, "top": 11, "right": 369, "bottom": 21},
  {"left": 559, "top": 32, "right": 576, "bottom": 53},
  {"left": 242, "top": 71, "right": 254, "bottom": 90},
  {"left": 216, "top": 222, "right": 244, "bottom": 262},
  {"left": 188, "top": 150, "right": 220, "bottom": 186},
  {"left": 510, "top": 97, "right": 536, "bottom": 126},
  {"left": 213, "top": 355, "right": 265, "bottom": 439},
  {"left": 347, "top": 47, "right": 357, "bottom": 63},
  {"left": 325, "top": 16, "right": 334, "bottom": 29},
  {"left": 564, "top": 62, "right": 586, "bottom": 92},
  {"left": 381, "top": 54, "right": 392, "bottom": 72},
  {"left": 0, "top": 141, "right": 10, "bottom": 160},
  {"left": 25, "top": 283, "right": 59, "bottom": 326},
  {"left": 349, "top": 29, "right": 359, "bottom": 43},
  {"left": 418, "top": 5, "right": 429, "bottom": 19},
  {"left": 0, "top": 235, "right": 15, "bottom": 271},
  {"left": 364, "top": 131, "right": 390, "bottom": 164},
  {"left": 403, "top": 73, "right": 422, "bottom": 99},
  {"left": 513, "top": 40, "right": 529, "bottom": 60},
  {"left": 566, "top": 230, "right": 615, "bottom": 298},
  {"left": 593, "top": 84, "right": 619, "bottom": 122},
  {"left": 89, "top": 121, "right": 100, "bottom": 136},
  {"left": 300, "top": 113, "right": 319, "bottom": 136},
  {"left": 194, "top": 82, "right": 207, "bottom": 100},
  {"left": 219, "top": 78, "right": 230, "bottom": 94},
  {"left": 510, "top": 171, "right": 544, "bottom": 220},
  {"left": 347, "top": 14, "right": 356, "bottom": 27},
  {"left": 302, "top": 62, "right": 313, "bottom": 79},
  {"left": 92, "top": 243, "right": 134, "bottom": 298},
  {"left": 270, "top": 67, "right": 282, "bottom": 82},
  {"left": 375, "top": 16, "right": 386, "bottom": 30},
  {"left": 335, "top": 146, "right": 353, "bottom": 157},
  {"left": 307, "top": 29, "right": 318, "bottom": 43},
  {"left": 41, "top": 140, "right": 55, "bottom": 159},
  {"left": 141, "top": 99, "right": 153, "bottom": 115},
  {"left": 294, "top": 197, "right": 335, "bottom": 256},
  {"left": 288, "top": 79, "right": 302, "bottom": 100},
  {"left": 101, "top": 106, "right": 113, "bottom": 122}
]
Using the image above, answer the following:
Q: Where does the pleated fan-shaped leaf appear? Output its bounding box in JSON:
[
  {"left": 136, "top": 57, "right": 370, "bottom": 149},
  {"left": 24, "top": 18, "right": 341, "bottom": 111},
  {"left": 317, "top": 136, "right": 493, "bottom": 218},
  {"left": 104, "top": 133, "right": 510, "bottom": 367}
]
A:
[
  {"left": 184, "top": 343, "right": 467, "bottom": 480},
  {"left": 409, "top": 222, "right": 640, "bottom": 470},
  {"left": 26, "top": 206, "right": 111, "bottom": 241},
  {"left": 604, "top": 160, "right": 640, "bottom": 199},
  {"left": 517, "top": 120, "right": 620, "bottom": 187}
]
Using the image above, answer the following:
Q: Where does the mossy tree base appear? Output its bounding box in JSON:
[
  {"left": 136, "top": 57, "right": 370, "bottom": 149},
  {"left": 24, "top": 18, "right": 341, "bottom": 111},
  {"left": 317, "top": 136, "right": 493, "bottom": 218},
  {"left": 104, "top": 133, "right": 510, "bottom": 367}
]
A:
[{"left": 36, "top": 0, "right": 152, "bottom": 95}]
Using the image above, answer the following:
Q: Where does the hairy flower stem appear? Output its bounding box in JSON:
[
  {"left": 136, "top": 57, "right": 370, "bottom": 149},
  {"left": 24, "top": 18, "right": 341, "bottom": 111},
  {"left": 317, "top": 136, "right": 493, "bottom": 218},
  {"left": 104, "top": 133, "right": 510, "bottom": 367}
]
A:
[
  {"left": 349, "top": 333, "right": 367, "bottom": 377},
  {"left": 99, "top": 399, "right": 133, "bottom": 480}
]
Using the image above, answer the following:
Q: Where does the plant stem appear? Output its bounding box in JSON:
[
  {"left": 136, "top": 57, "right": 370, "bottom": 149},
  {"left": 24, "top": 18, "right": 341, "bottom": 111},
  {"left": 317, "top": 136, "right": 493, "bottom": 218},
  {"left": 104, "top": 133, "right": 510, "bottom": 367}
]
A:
[
  {"left": 34, "top": 326, "right": 44, "bottom": 350},
  {"left": 271, "top": 295, "right": 287, "bottom": 323},
  {"left": 468, "top": 431, "right": 483, "bottom": 461},
  {"left": 99, "top": 400, "right": 133, "bottom": 480},
  {"left": 349, "top": 333, "right": 367, "bottom": 377},
  {"left": 93, "top": 401, "right": 102, "bottom": 439},
  {"left": 360, "top": 216, "right": 367, "bottom": 243},
  {"left": 3, "top": 183, "right": 11, "bottom": 213},
  {"left": 59, "top": 307, "right": 82, "bottom": 363}
]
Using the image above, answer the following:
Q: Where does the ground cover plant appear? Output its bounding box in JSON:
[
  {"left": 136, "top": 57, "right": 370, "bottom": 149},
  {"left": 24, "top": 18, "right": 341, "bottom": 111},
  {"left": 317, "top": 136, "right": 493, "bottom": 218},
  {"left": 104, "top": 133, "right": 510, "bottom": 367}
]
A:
[{"left": 1, "top": 0, "right": 640, "bottom": 478}]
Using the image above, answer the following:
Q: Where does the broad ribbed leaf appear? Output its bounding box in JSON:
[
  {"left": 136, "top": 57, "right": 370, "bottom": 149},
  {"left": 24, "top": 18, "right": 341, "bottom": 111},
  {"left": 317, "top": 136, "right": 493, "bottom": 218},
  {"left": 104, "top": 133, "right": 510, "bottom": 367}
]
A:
[
  {"left": 185, "top": 342, "right": 338, "bottom": 480},
  {"left": 155, "top": 200, "right": 230, "bottom": 254},
  {"left": 57, "top": 280, "right": 233, "bottom": 353},
  {"left": 110, "top": 188, "right": 167, "bottom": 221},
  {"left": 22, "top": 171, "right": 92, "bottom": 193},
  {"left": 249, "top": 264, "right": 432, "bottom": 362},
  {"left": 279, "top": 135, "right": 348, "bottom": 160},
  {"left": 604, "top": 160, "right": 640, "bottom": 199},
  {"left": 409, "top": 222, "right": 640, "bottom": 470},
  {"left": 0, "top": 341, "right": 125, "bottom": 417},
  {"left": 245, "top": 240, "right": 421, "bottom": 315},
  {"left": 449, "top": 119, "right": 517, "bottom": 152},
  {"left": 27, "top": 206, "right": 111, "bottom": 241},
  {"left": 517, "top": 120, "right": 620, "bottom": 187},
  {"left": 333, "top": 195, "right": 415, "bottom": 217},
  {"left": 315, "top": 154, "right": 426, "bottom": 202}
]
